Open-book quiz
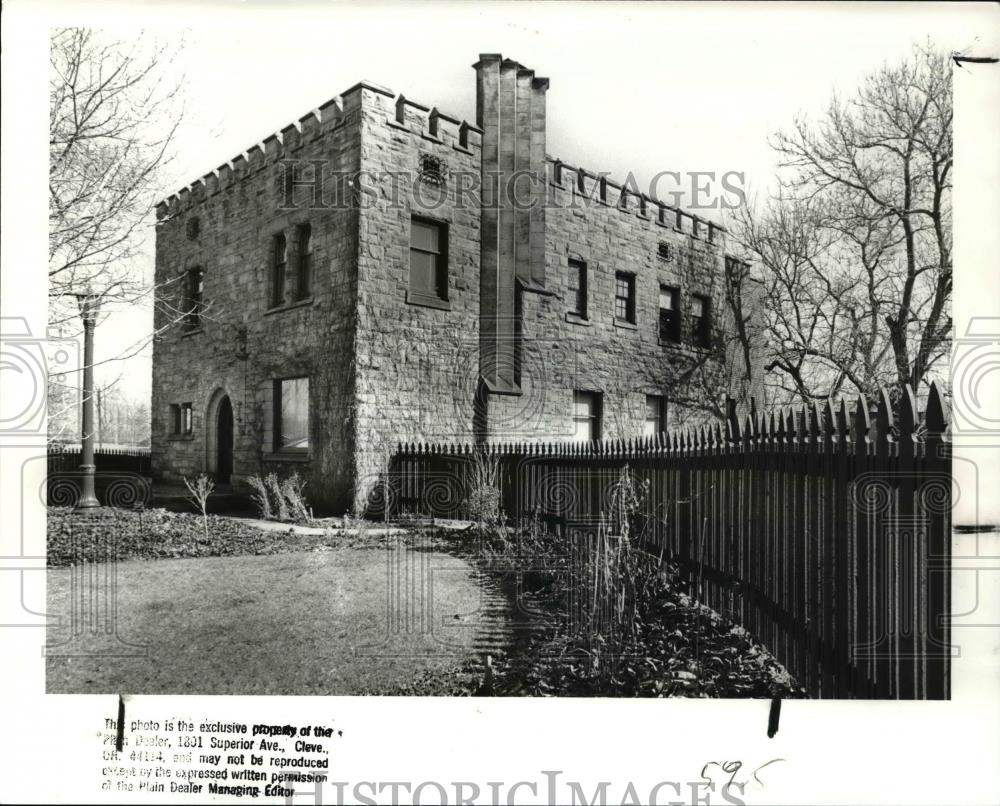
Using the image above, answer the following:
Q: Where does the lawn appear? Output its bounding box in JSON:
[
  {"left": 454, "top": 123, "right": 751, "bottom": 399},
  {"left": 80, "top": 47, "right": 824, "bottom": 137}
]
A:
[
  {"left": 46, "top": 513, "right": 497, "bottom": 695},
  {"left": 45, "top": 508, "right": 800, "bottom": 697}
]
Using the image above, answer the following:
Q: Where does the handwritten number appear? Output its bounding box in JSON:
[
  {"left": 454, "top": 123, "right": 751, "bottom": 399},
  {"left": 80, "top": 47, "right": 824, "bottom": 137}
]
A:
[
  {"left": 700, "top": 759, "right": 784, "bottom": 790},
  {"left": 752, "top": 758, "right": 785, "bottom": 787}
]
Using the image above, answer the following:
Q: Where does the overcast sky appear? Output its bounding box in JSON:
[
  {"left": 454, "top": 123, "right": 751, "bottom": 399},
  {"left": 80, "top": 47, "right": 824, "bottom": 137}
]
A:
[{"left": 33, "top": 1, "right": 998, "bottom": 403}]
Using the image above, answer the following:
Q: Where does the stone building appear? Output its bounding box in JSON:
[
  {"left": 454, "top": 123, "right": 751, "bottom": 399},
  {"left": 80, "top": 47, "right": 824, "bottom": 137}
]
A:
[{"left": 151, "top": 54, "right": 758, "bottom": 513}]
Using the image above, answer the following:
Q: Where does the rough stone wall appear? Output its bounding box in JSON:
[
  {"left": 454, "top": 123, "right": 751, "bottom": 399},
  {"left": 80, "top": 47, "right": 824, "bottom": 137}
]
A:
[
  {"left": 151, "top": 91, "right": 365, "bottom": 511},
  {"left": 486, "top": 159, "right": 730, "bottom": 441},
  {"left": 351, "top": 90, "right": 484, "bottom": 512}
]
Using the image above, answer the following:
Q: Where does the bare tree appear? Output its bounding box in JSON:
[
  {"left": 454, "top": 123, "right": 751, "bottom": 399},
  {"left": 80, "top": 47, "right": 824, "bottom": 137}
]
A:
[
  {"left": 659, "top": 258, "right": 768, "bottom": 425},
  {"left": 94, "top": 380, "right": 152, "bottom": 446},
  {"left": 49, "top": 28, "right": 183, "bottom": 315},
  {"left": 48, "top": 28, "right": 189, "bottom": 444},
  {"left": 184, "top": 474, "right": 215, "bottom": 539},
  {"left": 728, "top": 42, "right": 952, "bottom": 404}
]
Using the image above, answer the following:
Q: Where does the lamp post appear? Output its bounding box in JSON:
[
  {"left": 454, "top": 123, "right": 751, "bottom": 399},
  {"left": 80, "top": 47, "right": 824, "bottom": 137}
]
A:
[{"left": 74, "top": 290, "right": 101, "bottom": 510}]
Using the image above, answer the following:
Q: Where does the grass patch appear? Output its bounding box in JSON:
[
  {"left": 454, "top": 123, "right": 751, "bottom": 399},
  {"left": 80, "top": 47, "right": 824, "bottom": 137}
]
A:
[{"left": 47, "top": 548, "right": 487, "bottom": 695}]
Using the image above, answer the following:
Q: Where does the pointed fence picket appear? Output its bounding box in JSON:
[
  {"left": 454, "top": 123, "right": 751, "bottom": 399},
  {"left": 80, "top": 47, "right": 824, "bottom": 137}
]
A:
[{"left": 388, "top": 383, "right": 951, "bottom": 700}]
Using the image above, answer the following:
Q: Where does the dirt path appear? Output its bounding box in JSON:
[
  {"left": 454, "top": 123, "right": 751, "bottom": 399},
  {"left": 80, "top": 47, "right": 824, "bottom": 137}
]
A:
[{"left": 46, "top": 546, "right": 507, "bottom": 695}]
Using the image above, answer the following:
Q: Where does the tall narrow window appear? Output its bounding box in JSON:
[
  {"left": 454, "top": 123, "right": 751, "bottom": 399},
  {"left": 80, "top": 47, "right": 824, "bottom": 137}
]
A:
[
  {"left": 614, "top": 272, "right": 636, "bottom": 324},
  {"left": 296, "top": 224, "right": 312, "bottom": 300},
  {"left": 567, "top": 258, "right": 588, "bottom": 319},
  {"left": 644, "top": 395, "right": 667, "bottom": 436},
  {"left": 572, "top": 391, "right": 602, "bottom": 442},
  {"left": 691, "top": 294, "right": 711, "bottom": 347},
  {"left": 659, "top": 284, "right": 680, "bottom": 343},
  {"left": 181, "top": 402, "right": 193, "bottom": 435},
  {"left": 170, "top": 404, "right": 182, "bottom": 435},
  {"left": 274, "top": 377, "right": 309, "bottom": 452},
  {"left": 409, "top": 216, "right": 448, "bottom": 303},
  {"left": 184, "top": 267, "right": 204, "bottom": 331},
  {"left": 271, "top": 233, "right": 287, "bottom": 308}
]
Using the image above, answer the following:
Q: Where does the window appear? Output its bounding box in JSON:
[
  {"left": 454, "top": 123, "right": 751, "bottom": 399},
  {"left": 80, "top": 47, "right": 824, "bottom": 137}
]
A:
[
  {"left": 409, "top": 216, "right": 448, "bottom": 302},
  {"left": 572, "top": 391, "right": 602, "bottom": 442},
  {"left": 659, "top": 285, "right": 680, "bottom": 343},
  {"left": 644, "top": 395, "right": 667, "bottom": 437},
  {"left": 170, "top": 403, "right": 193, "bottom": 435},
  {"left": 296, "top": 224, "right": 312, "bottom": 300},
  {"left": 568, "top": 258, "right": 587, "bottom": 318},
  {"left": 271, "top": 233, "right": 287, "bottom": 308},
  {"left": 274, "top": 377, "right": 309, "bottom": 452},
  {"left": 657, "top": 241, "right": 671, "bottom": 260},
  {"left": 614, "top": 272, "right": 636, "bottom": 324},
  {"left": 691, "top": 294, "right": 712, "bottom": 347},
  {"left": 418, "top": 154, "right": 448, "bottom": 186},
  {"left": 184, "top": 267, "right": 204, "bottom": 331}
]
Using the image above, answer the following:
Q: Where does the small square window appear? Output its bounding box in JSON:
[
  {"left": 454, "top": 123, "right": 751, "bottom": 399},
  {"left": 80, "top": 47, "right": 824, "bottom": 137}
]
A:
[
  {"left": 614, "top": 272, "right": 636, "bottom": 324},
  {"left": 419, "top": 154, "right": 448, "bottom": 186},
  {"left": 274, "top": 377, "right": 309, "bottom": 452},
  {"left": 567, "top": 259, "right": 587, "bottom": 319},
  {"left": 572, "top": 390, "right": 602, "bottom": 442}
]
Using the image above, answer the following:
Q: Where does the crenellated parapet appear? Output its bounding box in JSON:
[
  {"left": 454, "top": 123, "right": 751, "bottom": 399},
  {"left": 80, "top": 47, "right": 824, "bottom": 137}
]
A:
[
  {"left": 547, "top": 157, "right": 726, "bottom": 245},
  {"left": 389, "top": 94, "right": 482, "bottom": 152},
  {"left": 156, "top": 80, "right": 482, "bottom": 222}
]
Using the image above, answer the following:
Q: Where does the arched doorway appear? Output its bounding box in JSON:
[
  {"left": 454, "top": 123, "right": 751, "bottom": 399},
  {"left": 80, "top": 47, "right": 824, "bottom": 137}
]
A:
[{"left": 216, "top": 396, "right": 234, "bottom": 484}]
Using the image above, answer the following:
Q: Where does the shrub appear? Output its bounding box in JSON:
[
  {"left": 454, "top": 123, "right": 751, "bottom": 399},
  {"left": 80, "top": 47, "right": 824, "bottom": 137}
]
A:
[
  {"left": 247, "top": 474, "right": 272, "bottom": 520},
  {"left": 266, "top": 473, "right": 290, "bottom": 522},
  {"left": 464, "top": 450, "right": 500, "bottom": 524},
  {"left": 247, "top": 472, "right": 310, "bottom": 524},
  {"left": 280, "top": 472, "right": 311, "bottom": 524}
]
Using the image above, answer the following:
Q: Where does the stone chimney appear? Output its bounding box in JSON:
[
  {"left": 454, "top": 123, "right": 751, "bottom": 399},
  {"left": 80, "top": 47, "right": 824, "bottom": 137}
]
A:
[{"left": 474, "top": 54, "right": 548, "bottom": 395}]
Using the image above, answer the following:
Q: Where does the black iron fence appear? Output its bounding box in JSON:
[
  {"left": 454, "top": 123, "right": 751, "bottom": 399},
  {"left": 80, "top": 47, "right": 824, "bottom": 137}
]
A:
[
  {"left": 388, "top": 383, "right": 951, "bottom": 700},
  {"left": 46, "top": 445, "right": 152, "bottom": 509},
  {"left": 47, "top": 444, "right": 151, "bottom": 476}
]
